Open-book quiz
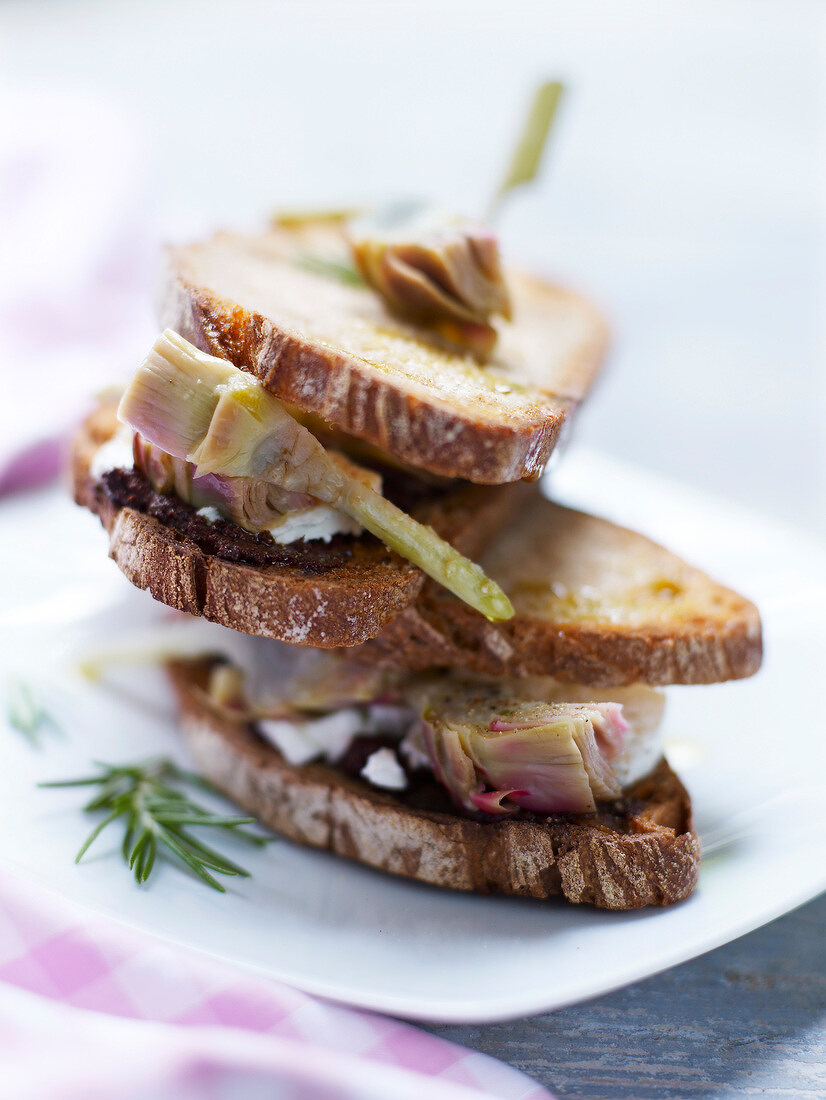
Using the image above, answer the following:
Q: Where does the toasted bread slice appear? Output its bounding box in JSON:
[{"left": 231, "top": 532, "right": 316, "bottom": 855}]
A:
[
  {"left": 168, "top": 658, "right": 700, "bottom": 910},
  {"left": 72, "top": 402, "right": 519, "bottom": 647},
  {"left": 158, "top": 226, "right": 609, "bottom": 483},
  {"left": 356, "top": 490, "right": 763, "bottom": 685},
  {"left": 74, "top": 405, "right": 761, "bottom": 675}
]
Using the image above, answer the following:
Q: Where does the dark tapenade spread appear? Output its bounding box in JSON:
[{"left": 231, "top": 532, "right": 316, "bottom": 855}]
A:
[{"left": 100, "top": 467, "right": 363, "bottom": 573}]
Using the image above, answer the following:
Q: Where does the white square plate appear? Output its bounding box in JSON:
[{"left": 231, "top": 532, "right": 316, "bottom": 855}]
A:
[{"left": 1, "top": 446, "right": 824, "bottom": 1023}]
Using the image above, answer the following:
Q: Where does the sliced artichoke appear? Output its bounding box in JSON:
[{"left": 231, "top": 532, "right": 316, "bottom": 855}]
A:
[
  {"left": 217, "top": 636, "right": 401, "bottom": 717},
  {"left": 119, "top": 331, "right": 514, "bottom": 622},
  {"left": 348, "top": 202, "right": 512, "bottom": 353},
  {"left": 413, "top": 679, "right": 628, "bottom": 816},
  {"left": 134, "top": 434, "right": 376, "bottom": 535}
]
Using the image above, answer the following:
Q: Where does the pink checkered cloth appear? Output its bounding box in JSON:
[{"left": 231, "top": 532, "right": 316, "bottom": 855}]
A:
[{"left": 0, "top": 869, "right": 549, "bottom": 1100}]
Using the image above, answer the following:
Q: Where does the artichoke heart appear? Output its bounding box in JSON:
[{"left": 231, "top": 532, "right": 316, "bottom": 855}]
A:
[
  {"left": 413, "top": 680, "right": 628, "bottom": 816},
  {"left": 348, "top": 202, "right": 512, "bottom": 354},
  {"left": 134, "top": 433, "right": 376, "bottom": 535},
  {"left": 118, "top": 331, "right": 514, "bottom": 621}
]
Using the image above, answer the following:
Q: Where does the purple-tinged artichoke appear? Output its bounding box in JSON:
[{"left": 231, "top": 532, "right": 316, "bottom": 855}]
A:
[
  {"left": 414, "top": 683, "right": 629, "bottom": 816},
  {"left": 348, "top": 203, "right": 512, "bottom": 354}
]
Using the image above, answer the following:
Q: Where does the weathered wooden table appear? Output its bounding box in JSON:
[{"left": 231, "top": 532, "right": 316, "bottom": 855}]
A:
[{"left": 428, "top": 893, "right": 826, "bottom": 1098}]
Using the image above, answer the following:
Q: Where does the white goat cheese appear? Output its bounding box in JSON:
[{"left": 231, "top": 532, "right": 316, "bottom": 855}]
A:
[
  {"left": 268, "top": 505, "right": 361, "bottom": 545},
  {"left": 196, "top": 506, "right": 222, "bottom": 524},
  {"left": 89, "top": 424, "right": 134, "bottom": 479},
  {"left": 360, "top": 748, "right": 408, "bottom": 791},
  {"left": 258, "top": 708, "right": 371, "bottom": 766}
]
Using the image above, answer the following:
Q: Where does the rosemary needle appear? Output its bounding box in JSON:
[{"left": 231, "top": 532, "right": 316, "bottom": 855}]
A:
[
  {"left": 7, "top": 679, "right": 61, "bottom": 748},
  {"left": 40, "top": 757, "right": 269, "bottom": 892}
]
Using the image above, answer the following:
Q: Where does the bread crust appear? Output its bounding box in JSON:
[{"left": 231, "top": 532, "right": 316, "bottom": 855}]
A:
[
  {"left": 159, "top": 229, "right": 610, "bottom": 483},
  {"left": 167, "top": 659, "right": 700, "bottom": 910},
  {"left": 356, "top": 601, "right": 763, "bottom": 687},
  {"left": 355, "top": 494, "right": 763, "bottom": 686},
  {"left": 71, "top": 404, "right": 517, "bottom": 647}
]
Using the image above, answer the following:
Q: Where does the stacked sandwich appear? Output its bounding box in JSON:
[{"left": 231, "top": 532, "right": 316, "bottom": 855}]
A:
[{"left": 73, "top": 213, "right": 761, "bottom": 910}]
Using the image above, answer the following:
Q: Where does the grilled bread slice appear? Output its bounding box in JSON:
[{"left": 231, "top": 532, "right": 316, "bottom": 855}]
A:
[
  {"left": 71, "top": 401, "right": 519, "bottom": 647},
  {"left": 356, "top": 489, "right": 763, "bottom": 686},
  {"left": 74, "top": 405, "right": 761, "bottom": 674},
  {"left": 158, "top": 224, "right": 609, "bottom": 484},
  {"left": 167, "top": 658, "right": 700, "bottom": 910}
]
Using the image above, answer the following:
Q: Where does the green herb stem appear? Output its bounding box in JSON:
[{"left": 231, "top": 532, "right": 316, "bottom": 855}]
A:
[
  {"left": 7, "top": 679, "right": 62, "bottom": 748},
  {"left": 41, "top": 758, "right": 269, "bottom": 892},
  {"left": 489, "top": 80, "right": 565, "bottom": 221}
]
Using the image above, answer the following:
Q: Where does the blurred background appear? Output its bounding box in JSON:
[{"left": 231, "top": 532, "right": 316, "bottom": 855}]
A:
[{"left": 1, "top": 0, "right": 824, "bottom": 535}]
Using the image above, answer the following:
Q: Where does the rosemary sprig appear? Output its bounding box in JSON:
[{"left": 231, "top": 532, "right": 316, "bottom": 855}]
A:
[
  {"left": 40, "top": 757, "right": 269, "bottom": 892},
  {"left": 7, "top": 679, "right": 61, "bottom": 748},
  {"left": 488, "top": 80, "right": 565, "bottom": 220}
]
